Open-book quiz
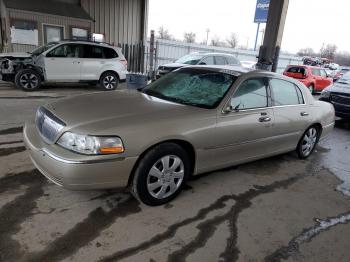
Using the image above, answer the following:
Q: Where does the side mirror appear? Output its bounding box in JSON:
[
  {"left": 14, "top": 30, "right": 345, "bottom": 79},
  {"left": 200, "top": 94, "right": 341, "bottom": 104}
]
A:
[
  {"left": 222, "top": 104, "right": 233, "bottom": 114},
  {"left": 198, "top": 62, "right": 206, "bottom": 65}
]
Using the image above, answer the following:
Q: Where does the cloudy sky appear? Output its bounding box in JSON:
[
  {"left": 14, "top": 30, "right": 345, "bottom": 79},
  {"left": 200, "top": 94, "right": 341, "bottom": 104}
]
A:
[{"left": 148, "top": 0, "right": 350, "bottom": 54}]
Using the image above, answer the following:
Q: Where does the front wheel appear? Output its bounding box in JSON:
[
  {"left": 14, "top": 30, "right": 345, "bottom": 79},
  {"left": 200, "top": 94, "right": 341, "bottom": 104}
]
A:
[
  {"left": 296, "top": 126, "right": 320, "bottom": 159},
  {"left": 131, "top": 143, "right": 190, "bottom": 206},
  {"left": 15, "top": 69, "right": 41, "bottom": 91},
  {"left": 100, "top": 72, "right": 119, "bottom": 90}
]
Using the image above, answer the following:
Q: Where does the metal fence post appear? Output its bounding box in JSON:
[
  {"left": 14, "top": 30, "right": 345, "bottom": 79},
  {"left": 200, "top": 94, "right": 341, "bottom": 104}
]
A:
[
  {"left": 149, "top": 30, "right": 155, "bottom": 80},
  {"left": 155, "top": 41, "right": 159, "bottom": 74}
]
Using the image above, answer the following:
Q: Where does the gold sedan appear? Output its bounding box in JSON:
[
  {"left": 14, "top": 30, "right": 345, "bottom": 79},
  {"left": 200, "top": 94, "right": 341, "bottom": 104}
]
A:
[{"left": 24, "top": 66, "right": 335, "bottom": 205}]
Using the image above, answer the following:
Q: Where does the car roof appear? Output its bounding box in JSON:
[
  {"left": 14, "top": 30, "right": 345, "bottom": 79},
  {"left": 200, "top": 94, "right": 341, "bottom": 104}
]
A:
[
  {"left": 179, "top": 65, "right": 301, "bottom": 84},
  {"left": 286, "top": 65, "right": 324, "bottom": 69},
  {"left": 181, "top": 65, "right": 264, "bottom": 77},
  {"left": 57, "top": 40, "right": 117, "bottom": 48},
  {"left": 190, "top": 52, "right": 239, "bottom": 57}
]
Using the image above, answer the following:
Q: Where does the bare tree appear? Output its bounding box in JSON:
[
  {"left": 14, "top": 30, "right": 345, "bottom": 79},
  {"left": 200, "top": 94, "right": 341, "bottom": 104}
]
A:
[
  {"left": 226, "top": 33, "right": 238, "bottom": 48},
  {"left": 210, "top": 35, "right": 221, "bottom": 46},
  {"left": 320, "top": 43, "right": 337, "bottom": 60},
  {"left": 184, "top": 32, "right": 196, "bottom": 43},
  {"left": 334, "top": 51, "right": 350, "bottom": 66},
  {"left": 297, "top": 47, "right": 316, "bottom": 57},
  {"left": 157, "top": 26, "right": 172, "bottom": 40}
]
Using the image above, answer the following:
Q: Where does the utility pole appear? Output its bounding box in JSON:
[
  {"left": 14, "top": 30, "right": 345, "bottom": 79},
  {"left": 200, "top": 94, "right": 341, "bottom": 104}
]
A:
[
  {"left": 254, "top": 23, "right": 260, "bottom": 51},
  {"left": 257, "top": 0, "right": 289, "bottom": 72},
  {"left": 205, "top": 28, "right": 210, "bottom": 45}
]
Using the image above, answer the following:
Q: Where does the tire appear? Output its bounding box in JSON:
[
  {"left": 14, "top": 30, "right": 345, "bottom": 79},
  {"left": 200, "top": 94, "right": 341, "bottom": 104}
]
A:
[
  {"left": 131, "top": 143, "right": 190, "bottom": 206},
  {"left": 15, "top": 69, "right": 41, "bottom": 91},
  {"left": 99, "top": 72, "right": 119, "bottom": 90},
  {"left": 296, "top": 126, "right": 320, "bottom": 159},
  {"left": 308, "top": 84, "right": 315, "bottom": 94}
]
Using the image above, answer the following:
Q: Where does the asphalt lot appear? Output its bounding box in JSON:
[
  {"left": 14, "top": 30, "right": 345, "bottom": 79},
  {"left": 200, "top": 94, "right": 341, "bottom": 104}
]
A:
[{"left": 0, "top": 81, "right": 350, "bottom": 262}]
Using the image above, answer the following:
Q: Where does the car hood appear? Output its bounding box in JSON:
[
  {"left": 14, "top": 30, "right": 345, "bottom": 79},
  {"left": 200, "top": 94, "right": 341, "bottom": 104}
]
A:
[
  {"left": 46, "top": 90, "right": 200, "bottom": 133},
  {"left": 325, "top": 82, "right": 350, "bottom": 94},
  {"left": 0, "top": 52, "right": 32, "bottom": 58}
]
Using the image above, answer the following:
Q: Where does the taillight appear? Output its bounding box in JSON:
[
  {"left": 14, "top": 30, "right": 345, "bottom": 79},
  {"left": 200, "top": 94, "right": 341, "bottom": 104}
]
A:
[{"left": 120, "top": 59, "right": 128, "bottom": 67}]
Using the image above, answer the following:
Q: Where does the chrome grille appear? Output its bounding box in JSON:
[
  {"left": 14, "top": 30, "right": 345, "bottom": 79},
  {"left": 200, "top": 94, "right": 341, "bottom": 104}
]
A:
[
  {"left": 331, "top": 94, "right": 350, "bottom": 106},
  {"left": 36, "top": 106, "right": 65, "bottom": 143}
]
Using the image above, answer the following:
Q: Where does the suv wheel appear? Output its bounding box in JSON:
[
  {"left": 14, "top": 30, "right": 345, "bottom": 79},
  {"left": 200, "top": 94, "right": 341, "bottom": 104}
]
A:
[
  {"left": 131, "top": 143, "right": 190, "bottom": 206},
  {"left": 15, "top": 69, "right": 41, "bottom": 91},
  {"left": 100, "top": 72, "right": 119, "bottom": 90},
  {"left": 296, "top": 126, "right": 319, "bottom": 159}
]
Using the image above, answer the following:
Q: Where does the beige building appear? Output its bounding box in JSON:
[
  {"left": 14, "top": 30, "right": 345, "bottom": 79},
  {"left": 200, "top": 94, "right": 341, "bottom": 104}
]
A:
[{"left": 0, "top": 0, "right": 148, "bottom": 52}]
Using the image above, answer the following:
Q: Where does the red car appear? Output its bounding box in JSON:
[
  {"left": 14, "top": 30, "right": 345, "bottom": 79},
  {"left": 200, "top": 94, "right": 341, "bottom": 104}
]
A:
[{"left": 283, "top": 65, "right": 333, "bottom": 94}]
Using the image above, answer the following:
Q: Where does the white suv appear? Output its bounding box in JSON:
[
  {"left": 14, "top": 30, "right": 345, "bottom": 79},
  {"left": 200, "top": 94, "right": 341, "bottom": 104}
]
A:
[{"left": 0, "top": 40, "right": 128, "bottom": 91}]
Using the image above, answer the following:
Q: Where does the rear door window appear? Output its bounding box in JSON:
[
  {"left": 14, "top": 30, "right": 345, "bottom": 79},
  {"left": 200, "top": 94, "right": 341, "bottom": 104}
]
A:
[
  {"left": 199, "top": 56, "right": 215, "bottom": 65},
  {"left": 270, "top": 78, "right": 302, "bottom": 106},
  {"left": 215, "top": 56, "right": 228, "bottom": 65},
  {"left": 311, "top": 69, "right": 321, "bottom": 76},
  {"left": 83, "top": 45, "right": 104, "bottom": 58},
  {"left": 320, "top": 69, "right": 327, "bottom": 77}
]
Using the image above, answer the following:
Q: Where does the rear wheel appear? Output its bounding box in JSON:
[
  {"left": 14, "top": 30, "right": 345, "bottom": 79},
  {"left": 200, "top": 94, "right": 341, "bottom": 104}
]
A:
[
  {"left": 296, "top": 126, "right": 319, "bottom": 159},
  {"left": 15, "top": 69, "right": 41, "bottom": 91},
  {"left": 131, "top": 143, "right": 190, "bottom": 206},
  {"left": 100, "top": 72, "right": 119, "bottom": 90}
]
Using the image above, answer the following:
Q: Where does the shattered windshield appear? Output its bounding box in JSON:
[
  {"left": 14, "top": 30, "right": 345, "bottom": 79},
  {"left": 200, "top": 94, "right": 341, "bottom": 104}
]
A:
[
  {"left": 30, "top": 42, "right": 59, "bottom": 56},
  {"left": 175, "top": 54, "right": 204, "bottom": 65},
  {"left": 143, "top": 68, "right": 236, "bottom": 108}
]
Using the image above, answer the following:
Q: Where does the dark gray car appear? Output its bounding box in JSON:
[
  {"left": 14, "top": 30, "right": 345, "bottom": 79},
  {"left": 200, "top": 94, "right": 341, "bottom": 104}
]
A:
[{"left": 157, "top": 52, "right": 241, "bottom": 78}]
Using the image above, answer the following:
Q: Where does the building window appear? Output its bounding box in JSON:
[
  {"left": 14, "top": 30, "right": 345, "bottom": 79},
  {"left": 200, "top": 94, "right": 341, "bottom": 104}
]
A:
[
  {"left": 43, "top": 24, "right": 64, "bottom": 44},
  {"left": 71, "top": 27, "right": 89, "bottom": 40},
  {"left": 10, "top": 19, "right": 38, "bottom": 45},
  {"left": 92, "top": 33, "right": 104, "bottom": 43}
]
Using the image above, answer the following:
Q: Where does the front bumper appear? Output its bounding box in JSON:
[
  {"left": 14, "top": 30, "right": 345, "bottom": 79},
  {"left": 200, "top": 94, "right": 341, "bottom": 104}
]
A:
[
  {"left": 320, "top": 98, "right": 350, "bottom": 119},
  {"left": 23, "top": 123, "right": 137, "bottom": 190}
]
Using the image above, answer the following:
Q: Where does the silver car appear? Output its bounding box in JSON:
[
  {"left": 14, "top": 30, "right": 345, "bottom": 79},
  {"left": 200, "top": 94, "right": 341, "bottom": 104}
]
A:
[{"left": 24, "top": 65, "right": 335, "bottom": 205}]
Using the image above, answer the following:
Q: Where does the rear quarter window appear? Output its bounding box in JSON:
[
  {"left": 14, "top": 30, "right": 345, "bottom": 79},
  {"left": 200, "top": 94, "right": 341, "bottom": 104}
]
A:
[
  {"left": 104, "top": 47, "right": 118, "bottom": 59},
  {"left": 286, "top": 67, "right": 306, "bottom": 75},
  {"left": 227, "top": 56, "right": 240, "bottom": 65}
]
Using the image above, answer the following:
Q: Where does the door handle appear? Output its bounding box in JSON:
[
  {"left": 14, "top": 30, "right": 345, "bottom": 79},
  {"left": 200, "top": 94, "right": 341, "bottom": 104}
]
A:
[
  {"left": 72, "top": 61, "right": 80, "bottom": 64},
  {"left": 259, "top": 116, "right": 271, "bottom": 122},
  {"left": 300, "top": 112, "right": 309, "bottom": 116}
]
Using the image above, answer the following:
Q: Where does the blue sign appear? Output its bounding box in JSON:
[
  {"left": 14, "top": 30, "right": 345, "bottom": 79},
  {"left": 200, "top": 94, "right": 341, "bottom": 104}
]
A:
[{"left": 254, "top": 0, "right": 270, "bottom": 23}]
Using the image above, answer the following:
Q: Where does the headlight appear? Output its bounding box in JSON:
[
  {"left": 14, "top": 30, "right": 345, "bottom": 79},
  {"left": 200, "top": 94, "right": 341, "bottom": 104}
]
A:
[
  {"left": 320, "top": 90, "right": 331, "bottom": 99},
  {"left": 57, "top": 132, "right": 124, "bottom": 155}
]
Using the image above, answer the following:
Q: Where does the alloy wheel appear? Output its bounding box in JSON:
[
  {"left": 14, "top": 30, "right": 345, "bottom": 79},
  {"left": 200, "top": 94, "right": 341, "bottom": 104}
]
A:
[
  {"left": 103, "top": 75, "right": 117, "bottom": 89},
  {"left": 146, "top": 155, "right": 185, "bottom": 199},
  {"left": 20, "top": 73, "right": 39, "bottom": 89},
  {"left": 301, "top": 127, "right": 317, "bottom": 157}
]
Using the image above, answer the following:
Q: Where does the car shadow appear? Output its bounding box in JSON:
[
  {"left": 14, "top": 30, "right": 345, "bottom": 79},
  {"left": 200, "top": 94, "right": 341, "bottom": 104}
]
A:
[{"left": 335, "top": 119, "right": 350, "bottom": 131}]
